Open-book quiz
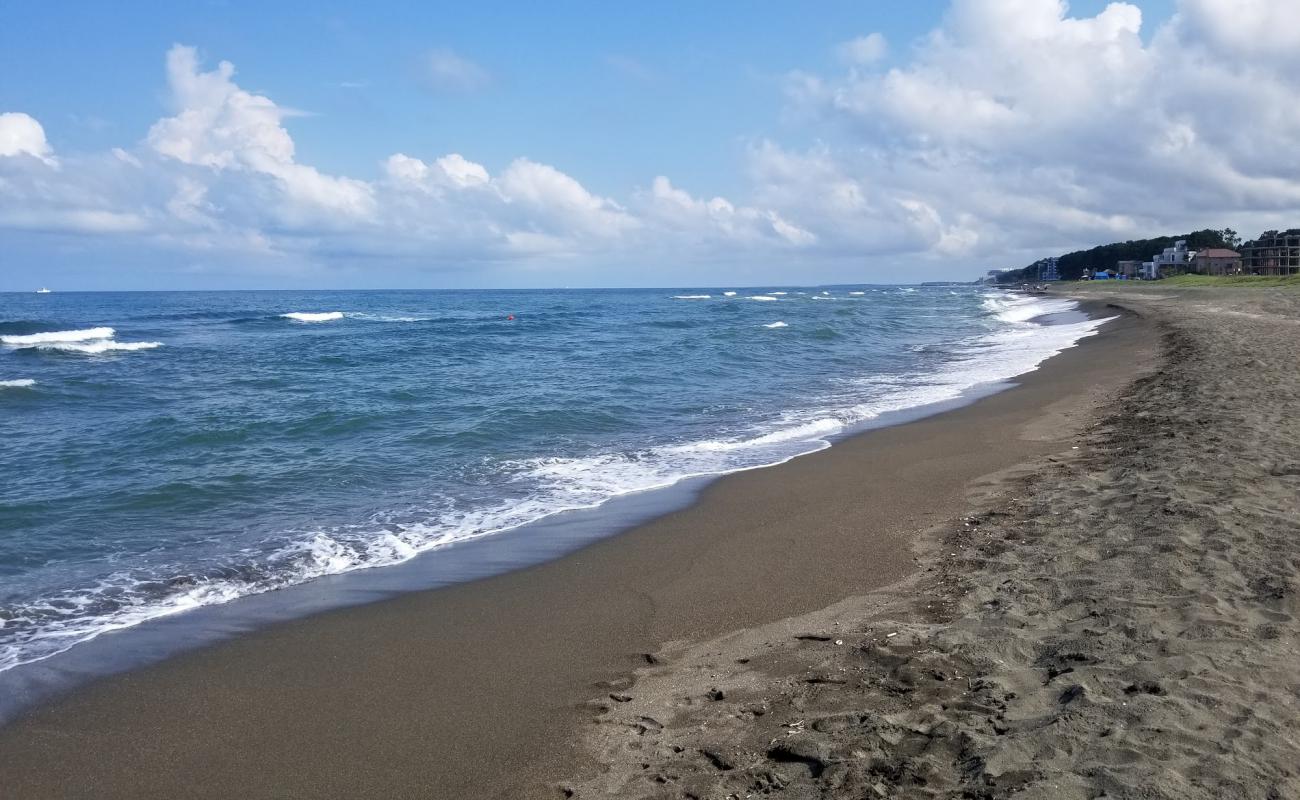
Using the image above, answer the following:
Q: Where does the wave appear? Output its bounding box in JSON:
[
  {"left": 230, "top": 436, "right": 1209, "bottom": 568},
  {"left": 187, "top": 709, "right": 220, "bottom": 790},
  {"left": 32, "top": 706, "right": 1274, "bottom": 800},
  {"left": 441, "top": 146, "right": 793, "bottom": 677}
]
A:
[
  {"left": 849, "top": 291, "right": 866, "bottom": 296},
  {"left": 2, "top": 326, "right": 160, "bottom": 355},
  {"left": 723, "top": 291, "right": 737, "bottom": 297},
  {"left": 749, "top": 295, "right": 778, "bottom": 302},
  {"left": 33, "top": 340, "right": 161, "bottom": 354},
  {"left": 981, "top": 294, "right": 1075, "bottom": 324},
  {"left": 281, "top": 311, "right": 345, "bottom": 323},
  {"left": 1, "top": 327, "right": 114, "bottom": 345},
  {"left": 763, "top": 321, "right": 788, "bottom": 329},
  {"left": 345, "top": 313, "right": 432, "bottom": 323},
  {"left": 672, "top": 295, "right": 711, "bottom": 300},
  {"left": 0, "top": 291, "right": 1113, "bottom": 674},
  {"left": 0, "top": 379, "right": 36, "bottom": 388},
  {"left": 770, "top": 291, "right": 788, "bottom": 296}
]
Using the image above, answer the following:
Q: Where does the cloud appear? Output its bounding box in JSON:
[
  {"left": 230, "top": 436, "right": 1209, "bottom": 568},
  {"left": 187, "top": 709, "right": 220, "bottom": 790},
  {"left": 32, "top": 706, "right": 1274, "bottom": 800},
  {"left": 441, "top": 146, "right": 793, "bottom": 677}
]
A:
[
  {"left": 421, "top": 48, "right": 491, "bottom": 93},
  {"left": 147, "top": 45, "right": 375, "bottom": 220},
  {"left": 8, "top": 3, "right": 1300, "bottom": 288},
  {"left": 837, "top": 33, "right": 888, "bottom": 65},
  {"left": 0, "top": 112, "right": 56, "bottom": 164},
  {"left": 777, "top": 0, "right": 1300, "bottom": 261}
]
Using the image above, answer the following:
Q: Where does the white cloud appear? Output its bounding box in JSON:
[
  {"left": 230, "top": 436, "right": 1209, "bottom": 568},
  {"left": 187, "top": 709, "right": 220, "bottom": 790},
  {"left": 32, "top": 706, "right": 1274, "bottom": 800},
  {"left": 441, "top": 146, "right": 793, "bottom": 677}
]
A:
[
  {"left": 0, "top": 112, "right": 56, "bottom": 164},
  {"left": 9, "top": 4, "right": 1300, "bottom": 287},
  {"left": 777, "top": 0, "right": 1300, "bottom": 261},
  {"left": 421, "top": 48, "right": 491, "bottom": 93},
  {"left": 147, "top": 45, "right": 375, "bottom": 219},
  {"left": 837, "top": 33, "right": 888, "bottom": 65}
]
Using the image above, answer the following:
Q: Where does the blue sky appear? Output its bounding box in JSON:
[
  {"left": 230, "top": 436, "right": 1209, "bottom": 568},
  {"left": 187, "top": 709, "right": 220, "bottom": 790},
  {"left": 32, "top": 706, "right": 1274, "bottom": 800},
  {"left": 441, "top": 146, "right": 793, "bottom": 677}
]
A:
[{"left": 7, "top": 0, "right": 1296, "bottom": 291}]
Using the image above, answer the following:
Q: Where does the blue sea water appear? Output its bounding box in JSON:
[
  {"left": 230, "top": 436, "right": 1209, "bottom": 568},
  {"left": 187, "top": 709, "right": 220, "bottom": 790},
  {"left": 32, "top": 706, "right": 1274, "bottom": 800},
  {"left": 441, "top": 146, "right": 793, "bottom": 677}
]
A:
[{"left": 0, "top": 286, "right": 1105, "bottom": 675}]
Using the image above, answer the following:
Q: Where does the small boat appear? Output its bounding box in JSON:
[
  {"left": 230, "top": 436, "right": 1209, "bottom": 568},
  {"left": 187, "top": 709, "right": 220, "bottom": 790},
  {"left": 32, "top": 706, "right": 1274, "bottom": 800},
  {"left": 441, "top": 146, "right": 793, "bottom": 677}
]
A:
[{"left": 35, "top": 287, "right": 51, "bottom": 294}]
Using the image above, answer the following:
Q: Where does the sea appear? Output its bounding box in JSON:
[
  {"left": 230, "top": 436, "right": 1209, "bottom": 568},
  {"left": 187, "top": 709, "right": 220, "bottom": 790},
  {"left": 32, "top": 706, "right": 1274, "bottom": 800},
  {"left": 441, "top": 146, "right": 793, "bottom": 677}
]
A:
[{"left": 0, "top": 286, "right": 1106, "bottom": 694}]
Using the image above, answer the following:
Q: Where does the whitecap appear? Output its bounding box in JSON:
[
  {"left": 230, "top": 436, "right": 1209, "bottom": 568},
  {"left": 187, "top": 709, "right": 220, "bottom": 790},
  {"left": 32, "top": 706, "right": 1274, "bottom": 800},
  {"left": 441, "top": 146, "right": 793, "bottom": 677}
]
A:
[
  {"left": 849, "top": 291, "right": 865, "bottom": 296},
  {"left": 0, "top": 379, "right": 36, "bottom": 388},
  {"left": 1, "top": 327, "right": 114, "bottom": 345},
  {"left": 723, "top": 291, "right": 737, "bottom": 297},
  {"left": 672, "top": 295, "right": 711, "bottom": 300},
  {"left": 764, "top": 321, "right": 788, "bottom": 329},
  {"left": 281, "top": 311, "right": 345, "bottom": 322},
  {"left": 36, "top": 340, "right": 161, "bottom": 354},
  {"left": 770, "top": 291, "right": 788, "bottom": 295},
  {"left": 749, "top": 295, "right": 778, "bottom": 301}
]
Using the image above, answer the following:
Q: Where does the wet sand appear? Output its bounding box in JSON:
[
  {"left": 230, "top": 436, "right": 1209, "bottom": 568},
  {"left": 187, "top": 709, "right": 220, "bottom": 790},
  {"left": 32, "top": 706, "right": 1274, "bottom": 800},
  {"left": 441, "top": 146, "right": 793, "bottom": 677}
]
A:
[
  {"left": 0, "top": 306, "right": 1153, "bottom": 799},
  {"left": 565, "top": 286, "right": 1300, "bottom": 799}
]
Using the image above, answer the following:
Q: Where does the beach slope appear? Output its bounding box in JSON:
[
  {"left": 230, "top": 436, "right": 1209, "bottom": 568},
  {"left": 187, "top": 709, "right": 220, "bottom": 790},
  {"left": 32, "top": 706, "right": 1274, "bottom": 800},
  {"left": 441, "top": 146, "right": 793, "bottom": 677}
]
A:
[{"left": 565, "top": 287, "right": 1300, "bottom": 799}]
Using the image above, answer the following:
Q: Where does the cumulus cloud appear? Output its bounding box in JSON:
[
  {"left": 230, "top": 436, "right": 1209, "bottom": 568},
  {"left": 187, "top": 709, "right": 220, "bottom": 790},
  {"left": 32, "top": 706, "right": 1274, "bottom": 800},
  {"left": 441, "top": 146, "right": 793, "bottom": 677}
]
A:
[
  {"left": 777, "top": 0, "right": 1300, "bottom": 261},
  {"left": 421, "top": 48, "right": 491, "bottom": 93},
  {"left": 0, "top": 43, "right": 812, "bottom": 272},
  {"left": 0, "top": 112, "right": 56, "bottom": 164},
  {"left": 7, "top": 2, "right": 1300, "bottom": 286},
  {"left": 147, "top": 45, "right": 375, "bottom": 220}
]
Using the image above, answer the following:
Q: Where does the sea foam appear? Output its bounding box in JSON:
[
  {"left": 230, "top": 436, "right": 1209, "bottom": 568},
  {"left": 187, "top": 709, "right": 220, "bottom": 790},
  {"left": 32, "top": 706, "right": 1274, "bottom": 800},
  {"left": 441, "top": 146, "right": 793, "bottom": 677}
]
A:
[
  {"left": 764, "top": 321, "right": 788, "bottom": 328},
  {"left": 672, "top": 295, "right": 711, "bottom": 300},
  {"left": 35, "top": 340, "right": 161, "bottom": 354},
  {"left": 749, "top": 295, "right": 778, "bottom": 301},
  {"left": 0, "top": 289, "right": 1115, "bottom": 676},
  {"left": 1, "top": 327, "right": 115, "bottom": 345},
  {"left": 282, "top": 312, "right": 345, "bottom": 322},
  {"left": 2, "top": 327, "right": 160, "bottom": 354},
  {"left": 0, "top": 379, "right": 36, "bottom": 388}
]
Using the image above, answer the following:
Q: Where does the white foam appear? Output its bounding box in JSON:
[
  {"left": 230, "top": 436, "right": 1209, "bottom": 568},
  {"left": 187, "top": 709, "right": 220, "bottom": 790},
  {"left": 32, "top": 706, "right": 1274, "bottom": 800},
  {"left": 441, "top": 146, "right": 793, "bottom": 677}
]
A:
[
  {"left": 3, "top": 326, "right": 160, "bottom": 355},
  {"left": 1, "top": 327, "right": 114, "bottom": 345},
  {"left": 771, "top": 291, "right": 788, "bottom": 295},
  {"left": 749, "top": 295, "right": 778, "bottom": 301},
  {"left": 981, "top": 294, "right": 1075, "bottom": 324},
  {"left": 822, "top": 291, "right": 830, "bottom": 295},
  {"left": 723, "top": 291, "right": 737, "bottom": 297},
  {"left": 672, "top": 295, "right": 711, "bottom": 300},
  {"left": 281, "top": 311, "right": 344, "bottom": 322},
  {"left": 34, "top": 340, "right": 161, "bottom": 354},
  {"left": 0, "top": 291, "right": 1115, "bottom": 675},
  {"left": 0, "top": 379, "right": 36, "bottom": 388},
  {"left": 849, "top": 291, "right": 865, "bottom": 296},
  {"left": 764, "top": 321, "right": 788, "bottom": 328}
]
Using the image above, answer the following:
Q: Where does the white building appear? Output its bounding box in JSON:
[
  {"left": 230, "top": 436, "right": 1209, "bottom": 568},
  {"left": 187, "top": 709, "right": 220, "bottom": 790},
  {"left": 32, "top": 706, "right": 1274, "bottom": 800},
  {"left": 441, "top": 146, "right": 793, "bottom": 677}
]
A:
[{"left": 1143, "top": 240, "right": 1190, "bottom": 279}]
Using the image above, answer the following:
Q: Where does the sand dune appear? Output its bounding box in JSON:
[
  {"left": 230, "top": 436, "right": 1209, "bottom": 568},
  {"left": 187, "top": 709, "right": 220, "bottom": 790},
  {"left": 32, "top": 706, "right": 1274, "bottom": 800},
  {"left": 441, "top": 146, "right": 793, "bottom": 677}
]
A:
[{"left": 566, "top": 288, "right": 1300, "bottom": 799}]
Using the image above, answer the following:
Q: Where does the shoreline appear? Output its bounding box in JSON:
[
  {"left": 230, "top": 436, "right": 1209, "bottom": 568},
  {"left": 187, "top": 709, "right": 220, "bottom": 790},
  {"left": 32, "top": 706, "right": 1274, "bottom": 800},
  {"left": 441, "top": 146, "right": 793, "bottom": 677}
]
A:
[
  {"left": 0, "top": 304, "right": 1153, "bottom": 798},
  {"left": 0, "top": 295, "right": 1099, "bottom": 722}
]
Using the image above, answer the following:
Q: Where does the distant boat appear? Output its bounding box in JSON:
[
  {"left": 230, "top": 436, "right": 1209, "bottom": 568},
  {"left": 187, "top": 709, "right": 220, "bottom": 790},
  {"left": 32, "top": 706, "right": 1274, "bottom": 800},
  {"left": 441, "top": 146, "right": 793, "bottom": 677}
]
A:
[{"left": 35, "top": 287, "right": 51, "bottom": 294}]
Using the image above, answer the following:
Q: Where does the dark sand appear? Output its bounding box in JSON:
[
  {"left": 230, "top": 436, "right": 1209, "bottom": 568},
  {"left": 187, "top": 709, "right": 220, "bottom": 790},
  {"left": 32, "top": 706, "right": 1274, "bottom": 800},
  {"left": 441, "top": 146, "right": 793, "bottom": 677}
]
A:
[
  {"left": 565, "top": 287, "right": 1300, "bottom": 799},
  {"left": 0, "top": 307, "right": 1153, "bottom": 799}
]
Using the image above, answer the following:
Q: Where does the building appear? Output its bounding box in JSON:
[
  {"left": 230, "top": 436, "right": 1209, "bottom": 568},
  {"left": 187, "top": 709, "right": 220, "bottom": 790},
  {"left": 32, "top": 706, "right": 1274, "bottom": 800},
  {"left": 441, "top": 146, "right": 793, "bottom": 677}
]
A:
[
  {"left": 1037, "top": 257, "right": 1060, "bottom": 281},
  {"left": 1191, "top": 248, "right": 1242, "bottom": 275},
  {"left": 1116, "top": 260, "right": 1143, "bottom": 278},
  {"left": 1146, "top": 240, "right": 1190, "bottom": 279},
  {"left": 1241, "top": 230, "right": 1300, "bottom": 275}
]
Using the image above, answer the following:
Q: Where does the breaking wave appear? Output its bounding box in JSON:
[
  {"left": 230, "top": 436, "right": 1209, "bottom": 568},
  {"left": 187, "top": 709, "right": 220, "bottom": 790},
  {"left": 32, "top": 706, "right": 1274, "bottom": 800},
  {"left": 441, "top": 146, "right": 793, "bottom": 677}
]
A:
[
  {"left": 281, "top": 312, "right": 345, "bottom": 323},
  {"left": 1, "top": 327, "right": 115, "bottom": 345}
]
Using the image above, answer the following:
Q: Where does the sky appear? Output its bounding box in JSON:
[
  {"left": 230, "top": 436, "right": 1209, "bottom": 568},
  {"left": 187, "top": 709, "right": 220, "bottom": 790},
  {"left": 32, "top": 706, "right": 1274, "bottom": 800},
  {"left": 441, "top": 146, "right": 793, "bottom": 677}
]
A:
[{"left": 5, "top": 0, "right": 1299, "bottom": 291}]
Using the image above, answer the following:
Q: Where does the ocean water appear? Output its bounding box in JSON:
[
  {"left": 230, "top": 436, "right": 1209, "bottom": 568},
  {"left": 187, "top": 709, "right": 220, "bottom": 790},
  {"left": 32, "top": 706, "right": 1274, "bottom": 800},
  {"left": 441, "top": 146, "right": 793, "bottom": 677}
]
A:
[{"left": 0, "top": 287, "right": 1106, "bottom": 674}]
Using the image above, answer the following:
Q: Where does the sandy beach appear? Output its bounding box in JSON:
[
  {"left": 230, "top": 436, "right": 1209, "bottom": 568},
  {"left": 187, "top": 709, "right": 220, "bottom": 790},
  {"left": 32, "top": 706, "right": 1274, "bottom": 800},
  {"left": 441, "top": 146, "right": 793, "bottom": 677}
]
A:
[
  {"left": 0, "top": 302, "right": 1148, "bottom": 798},
  {"left": 565, "top": 286, "right": 1300, "bottom": 799},
  {"left": 3, "top": 288, "right": 1296, "bottom": 799}
]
